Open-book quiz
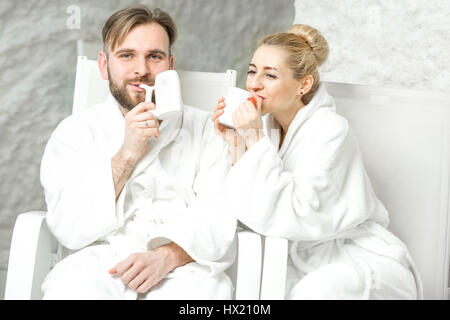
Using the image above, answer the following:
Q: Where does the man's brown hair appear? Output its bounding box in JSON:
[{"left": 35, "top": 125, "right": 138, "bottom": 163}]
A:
[{"left": 102, "top": 5, "right": 177, "bottom": 55}]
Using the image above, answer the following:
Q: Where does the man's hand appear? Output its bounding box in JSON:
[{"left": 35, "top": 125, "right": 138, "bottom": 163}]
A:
[
  {"left": 108, "top": 242, "right": 194, "bottom": 294},
  {"left": 120, "top": 101, "right": 161, "bottom": 162}
]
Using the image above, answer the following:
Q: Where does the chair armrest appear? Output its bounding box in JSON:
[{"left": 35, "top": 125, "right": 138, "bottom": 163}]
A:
[
  {"left": 234, "top": 230, "right": 263, "bottom": 300},
  {"left": 260, "top": 236, "right": 288, "bottom": 300},
  {"left": 5, "top": 211, "right": 56, "bottom": 300}
]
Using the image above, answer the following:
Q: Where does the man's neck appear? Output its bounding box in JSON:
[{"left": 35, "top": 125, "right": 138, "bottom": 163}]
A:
[{"left": 119, "top": 105, "right": 128, "bottom": 117}]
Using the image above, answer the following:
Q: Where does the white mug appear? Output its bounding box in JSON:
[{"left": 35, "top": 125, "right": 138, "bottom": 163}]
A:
[
  {"left": 139, "top": 70, "right": 183, "bottom": 120},
  {"left": 218, "top": 87, "right": 252, "bottom": 129}
]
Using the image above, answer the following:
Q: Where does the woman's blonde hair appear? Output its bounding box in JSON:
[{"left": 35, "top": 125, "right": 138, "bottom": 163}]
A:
[{"left": 258, "top": 24, "right": 329, "bottom": 104}]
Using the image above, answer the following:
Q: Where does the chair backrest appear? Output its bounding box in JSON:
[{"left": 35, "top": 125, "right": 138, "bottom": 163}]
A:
[
  {"left": 72, "top": 56, "right": 237, "bottom": 114},
  {"left": 324, "top": 81, "right": 450, "bottom": 299}
]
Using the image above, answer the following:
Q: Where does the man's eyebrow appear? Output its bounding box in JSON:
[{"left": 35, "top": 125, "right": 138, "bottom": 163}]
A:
[
  {"left": 113, "top": 48, "right": 168, "bottom": 57},
  {"left": 148, "top": 49, "right": 168, "bottom": 57},
  {"left": 249, "top": 63, "right": 278, "bottom": 71},
  {"left": 114, "top": 48, "right": 136, "bottom": 55}
]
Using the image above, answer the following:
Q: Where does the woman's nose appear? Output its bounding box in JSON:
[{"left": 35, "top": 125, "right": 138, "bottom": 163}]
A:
[{"left": 248, "top": 75, "right": 263, "bottom": 92}]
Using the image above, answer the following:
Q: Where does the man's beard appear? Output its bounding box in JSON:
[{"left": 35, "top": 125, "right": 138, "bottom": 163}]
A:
[{"left": 107, "top": 65, "right": 153, "bottom": 111}]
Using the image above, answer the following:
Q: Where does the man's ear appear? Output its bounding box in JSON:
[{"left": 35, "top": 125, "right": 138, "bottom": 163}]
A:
[
  {"left": 98, "top": 51, "right": 109, "bottom": 80},
  {"left": 169, "top": 55, "right": 174, "bottom": 70}
]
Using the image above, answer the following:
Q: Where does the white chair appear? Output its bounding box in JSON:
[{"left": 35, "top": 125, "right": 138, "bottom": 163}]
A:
[
  {"left": 260, "top": 81, "right": 450, "bottom": 300},
  {"left": 4, "top": 56, "right": 262, "bottom": 300}
]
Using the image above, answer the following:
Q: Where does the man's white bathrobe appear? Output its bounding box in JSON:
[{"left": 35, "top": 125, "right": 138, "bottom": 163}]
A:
[
  {"left": 40, "top": 95, "right": 237, "bottom": 299},
  {"left": 224, "top": 84, "right": 423, "bottom": 299}
]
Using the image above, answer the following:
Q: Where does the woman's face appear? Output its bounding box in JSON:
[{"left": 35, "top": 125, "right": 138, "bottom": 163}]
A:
[{"left": 246, "top": 45, "right": 302, "bottom": 115}]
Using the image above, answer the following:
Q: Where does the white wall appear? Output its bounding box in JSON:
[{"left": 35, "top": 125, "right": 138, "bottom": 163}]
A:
[
  {"left": 294, "top": 0, "right": 450, "bottom": 93},
  {"left": 295, "top": 0, "right": 450, "bottom": 295}
]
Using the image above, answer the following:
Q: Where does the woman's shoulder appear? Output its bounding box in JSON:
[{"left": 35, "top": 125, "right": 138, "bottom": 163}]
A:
[{"left": 303, "top": 107, "right": 350, "bottom": 144}]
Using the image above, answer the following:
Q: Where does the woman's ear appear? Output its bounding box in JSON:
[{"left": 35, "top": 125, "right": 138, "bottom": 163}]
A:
[
  {"left": 299, "top": 74, "right": 314, "bottom": 96},
  {"left": 98, "top": 51, "right": 109, "bottom": 80}
]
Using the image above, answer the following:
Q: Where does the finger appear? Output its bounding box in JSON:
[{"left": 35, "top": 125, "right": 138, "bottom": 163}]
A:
[
  {"left": 254, "top": 95, "right": 263, "bottom": 113},
  {"left": 121, "top": 264, "right": 141, "bottom": 284},
  {"left": 217, "top": 96, "right": 225, "bottom": 103},
  {"left": 142, "top": 127, "right": 160, "bottom": 139},
  {"left": 110, "top": 257, "right": 134, "bottom": 276},
  {"left": 128, "top": 267, "right": 151, "bottom": 290},
  {"left": 129, "top": 102, "right": 156, "bottom": 116},
  {"left": 134, "top": 111, "right": 158, "bottom": 122},
  {"left": 135, "top": 119, "right": 158, "bottom": 129},
  {"left": 136, "top": 276, "right": 159, "bottom": 294},
  {"left": 242, "top": 101, "right": 255, "bottom": 114},
  {"left": 108, "top": 267, "right": 117, "bottom": 274},
  {"left": 212, "top": 109, "right": 224, "bottom": 122},
  {"left": 213, "top": 117, "right": 226, "bottom": 135},
  {"left": 121, "top": 257, "right": 148, "bottom": 284},
  {"left": 216, "top": 101, "right": 226, "bottom": 109}
]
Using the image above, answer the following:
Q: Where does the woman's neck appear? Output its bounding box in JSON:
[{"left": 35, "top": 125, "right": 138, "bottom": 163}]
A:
[{"left": 273, "top": 103, "right": 304, "bottom": 148}]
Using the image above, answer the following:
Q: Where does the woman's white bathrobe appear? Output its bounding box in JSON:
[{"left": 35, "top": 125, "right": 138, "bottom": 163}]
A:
[
  {"left": 40, "top": 95, "right": 237, "bottom": 299},
  {"left": 224, "top": 84, "right": 423, "bottom": 299}
]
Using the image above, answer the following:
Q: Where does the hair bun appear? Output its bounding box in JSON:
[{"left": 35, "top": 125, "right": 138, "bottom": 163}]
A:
[{"left": 288, "top": 24, "right": 329, "bottom": 66}]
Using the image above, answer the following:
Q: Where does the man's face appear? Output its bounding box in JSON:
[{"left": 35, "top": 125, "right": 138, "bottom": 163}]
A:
[{"left": 102, "top": 22, "right": 173, "bottom": 111}]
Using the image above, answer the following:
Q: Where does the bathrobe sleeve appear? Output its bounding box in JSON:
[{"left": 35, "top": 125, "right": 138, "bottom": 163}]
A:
[
  {"left": 40, "top": 116, "right": 119, "bottom": 250},
  {"left": 225, "top": 114, "right": 379, "bottom": 241},
  {"left": 147, "top": 118, "right": 238, "bottom": 275}
]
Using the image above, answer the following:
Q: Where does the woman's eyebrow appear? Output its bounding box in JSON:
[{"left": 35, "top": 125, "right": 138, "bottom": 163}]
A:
[{"left": 249, "top": 63, "right": 278, "bottom": 71}]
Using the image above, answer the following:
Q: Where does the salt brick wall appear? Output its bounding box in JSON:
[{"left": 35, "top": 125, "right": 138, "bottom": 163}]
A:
[
  {"left": 0, "top": 0, "right": 294, "bottom": 298},
  {"left": 294, "top": 0, "right": 450, "bottom": 92}
]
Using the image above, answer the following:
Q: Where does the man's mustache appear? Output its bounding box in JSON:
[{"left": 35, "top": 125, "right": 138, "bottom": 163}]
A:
[{"left": 126, "top": 78, "right": 154, "bottom": 86}]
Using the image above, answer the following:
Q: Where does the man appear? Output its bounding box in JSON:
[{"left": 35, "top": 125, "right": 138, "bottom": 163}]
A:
[{"left": 40, "top": 5, "right": 236, "bottom": 299}]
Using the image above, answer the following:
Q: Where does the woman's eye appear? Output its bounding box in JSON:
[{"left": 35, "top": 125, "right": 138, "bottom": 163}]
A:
[
  {"left": 247, "top": 70, "right": 256, "bottom": 75},
  {"left": 266, "top": 73, "right": 277, "bottom": 79}
]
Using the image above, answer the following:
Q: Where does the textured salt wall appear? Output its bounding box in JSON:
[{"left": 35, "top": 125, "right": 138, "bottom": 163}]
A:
[
  {"left": 294, "top": 0, "right": 450, "bottom": 92},
  {"left": 0, "top": 0, "right": 294, "bottom": 298}
]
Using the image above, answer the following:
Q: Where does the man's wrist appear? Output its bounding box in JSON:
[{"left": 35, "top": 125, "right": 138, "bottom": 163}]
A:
[
  {"left": 116, "top": 148, "right": 139, "bottom": 167},
  {"left": 165, "top": 242, "right": 194, "bottom": 269}
]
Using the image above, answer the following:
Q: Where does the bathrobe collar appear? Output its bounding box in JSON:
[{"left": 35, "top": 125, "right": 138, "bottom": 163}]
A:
[{"left": 263, "top": 84, "right": 336, "bottom": 157}]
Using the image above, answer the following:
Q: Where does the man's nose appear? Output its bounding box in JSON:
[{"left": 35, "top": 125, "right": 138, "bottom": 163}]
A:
[{"left": 134, "top": 56, "right": 150, "bottom": 78}]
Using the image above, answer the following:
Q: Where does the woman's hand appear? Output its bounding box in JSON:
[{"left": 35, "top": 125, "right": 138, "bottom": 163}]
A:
[
  {"left": 232, "top": 96, "right": 264, "bottom": 149},
  {"left": 212, "top": 97, "right": 246, "bottom": 164}
]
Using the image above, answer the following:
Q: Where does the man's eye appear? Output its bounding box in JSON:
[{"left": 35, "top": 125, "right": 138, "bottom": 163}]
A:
[
  {"left": 121, "top": 53, "right": 131, "bottom": 59},
  {"left": 149, "top": 54, "right": 162, "bottom": 60}
]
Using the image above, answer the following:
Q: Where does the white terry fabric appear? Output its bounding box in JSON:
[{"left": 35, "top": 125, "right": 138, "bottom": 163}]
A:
[
  {"left": 40, "top": 95, "right": 237, "bottom": 299},
  {"left": 224, "top": 84, "right": 423, "bottom": 299}
]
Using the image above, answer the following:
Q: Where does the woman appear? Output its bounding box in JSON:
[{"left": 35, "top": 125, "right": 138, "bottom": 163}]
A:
[{"left": 212, "top": 24, "right": 422, "bottom": 299}]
